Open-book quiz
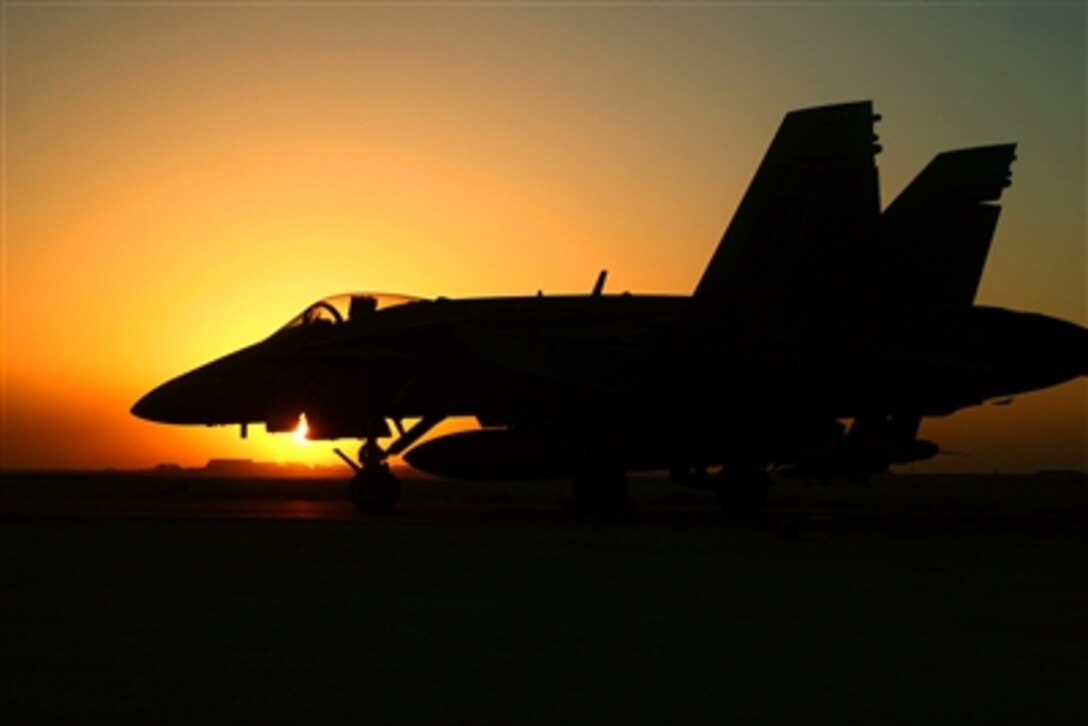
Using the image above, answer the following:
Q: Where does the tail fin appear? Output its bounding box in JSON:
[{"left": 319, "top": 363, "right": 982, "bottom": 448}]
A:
[
  {"left": 694, "top": 101, "right": 882, "bottom": 332},
  {"left": 880, "top": 144, "right": 1016, "bottom": 312}
]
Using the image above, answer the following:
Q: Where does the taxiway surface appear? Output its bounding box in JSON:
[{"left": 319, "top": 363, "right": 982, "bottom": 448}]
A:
[{"left": 2, "top": 472, "right": 1085, "bottom": 723}]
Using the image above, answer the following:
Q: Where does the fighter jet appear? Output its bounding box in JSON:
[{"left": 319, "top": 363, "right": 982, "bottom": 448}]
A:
[{"left": 132, "top": 101, "right": 1088, "bottom": 513}]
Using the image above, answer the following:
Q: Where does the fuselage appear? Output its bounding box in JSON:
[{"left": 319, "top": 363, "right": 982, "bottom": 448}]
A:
[{"left": 132, "top": 292, "right": 1087, "bottom": 471}]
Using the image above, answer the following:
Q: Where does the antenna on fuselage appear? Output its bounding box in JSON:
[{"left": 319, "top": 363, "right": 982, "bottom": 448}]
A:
[{"left": 592, "top": 269, "right": 607, "bottom": 296}]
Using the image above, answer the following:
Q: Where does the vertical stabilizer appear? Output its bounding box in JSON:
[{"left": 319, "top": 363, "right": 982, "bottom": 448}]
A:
[
  {"left": 694, "top": 102, "right": 882, "bottom": 332},
  {"left": 880, "top": 144, "right": 1016, "bottom": 313}
]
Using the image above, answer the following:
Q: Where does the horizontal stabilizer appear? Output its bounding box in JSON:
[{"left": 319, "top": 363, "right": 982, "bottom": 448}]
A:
[{"left": 881, "top": 144, "right": 1016, "bottom": 311}]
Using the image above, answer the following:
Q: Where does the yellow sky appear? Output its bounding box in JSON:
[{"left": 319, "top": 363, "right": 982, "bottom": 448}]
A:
[{"left": 2, "top": 3, "right": 1084, "bottom": 472}]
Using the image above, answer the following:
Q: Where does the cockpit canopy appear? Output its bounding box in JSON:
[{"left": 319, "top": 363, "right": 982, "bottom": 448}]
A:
[{"left": 278, "top": 293, "right": 422, "bottom": 332}]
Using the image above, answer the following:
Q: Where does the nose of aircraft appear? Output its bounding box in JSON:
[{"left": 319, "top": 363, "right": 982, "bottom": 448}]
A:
[
  {"left": 131, "top": 346, "right": 266, "bottom": 425},
  {"left": 131, "top": 368, "right": 226, "bottom": 424},
  {"left": 131, "top": 384, "right": 167, "bottom": 422}
]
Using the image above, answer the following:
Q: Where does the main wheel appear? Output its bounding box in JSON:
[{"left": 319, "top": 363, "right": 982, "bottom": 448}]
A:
[
  {"left": 572, "top": 465, "right": 628, "bottom": 515},
  {"left": 715, "top": 467, "right": 769, "bottom": 515},
  {"left": 349, "top": 466, "right": 402, "bottom": 513}
]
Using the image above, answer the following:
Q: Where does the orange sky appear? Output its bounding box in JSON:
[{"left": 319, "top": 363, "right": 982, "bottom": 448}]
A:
[{"left": 2, "top": 4, "right": 1084, "bottom": 473}]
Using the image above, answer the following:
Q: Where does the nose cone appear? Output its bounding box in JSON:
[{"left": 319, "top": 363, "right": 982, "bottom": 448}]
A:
[
  {"left": 131, "top": 383, "right": 168, "bottom": 422},
  {"left": 132, "top": 346, "right": 267, "bottom": 425},
  {"left": 131, "top": 368, "right": 229, "bottom": 424}
]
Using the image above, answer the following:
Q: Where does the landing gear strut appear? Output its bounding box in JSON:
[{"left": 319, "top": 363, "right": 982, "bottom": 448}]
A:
[
  {"left": 670, "top": 464, "right": 770, "bottom": 514},
  {"left": 572, "top": 462, "right": 628, "bottom": 514},
  {"left": 714, "top": 465, "right": 770, "bottom": 515},
  {"left": 335, "top": 439, "right": 401, "bottom": 514},
  {"left": 335, "top": 415, "right": 443, "bottom": 514},
  {"left": 348, "top": 464, "right": 402, "bottom": 513}
]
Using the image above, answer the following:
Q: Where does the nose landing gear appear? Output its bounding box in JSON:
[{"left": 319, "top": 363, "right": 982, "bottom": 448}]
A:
[
  {"left": 349, "top": 465, "right": 402, "bottom": 513},
  {"left": 334, "top": 440, "right": 401, "bottom": 513},
  {"left": 334, "top": 415, "right": 444, "bottom": 513}
]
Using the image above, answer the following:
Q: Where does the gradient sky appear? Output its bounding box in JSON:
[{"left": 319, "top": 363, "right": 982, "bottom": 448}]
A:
[{"left": 2, "top": 2, "right": 1085, "bottom": 472}]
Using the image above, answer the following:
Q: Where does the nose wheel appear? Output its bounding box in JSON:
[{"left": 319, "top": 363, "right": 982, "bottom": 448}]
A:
[
  {"left": 348, "top": 463, "right": 402, "bottom": 513},
  {"left": 332, "top": 415, "right": 444, "bottom": 514},
  {"left": 334, "top": 437, "right": 401, "bottom": 514}
]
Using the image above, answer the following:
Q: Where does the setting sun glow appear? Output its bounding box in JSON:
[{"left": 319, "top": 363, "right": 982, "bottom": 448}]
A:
[
  {"left": 2, "top": 4, "right": 1083, "bottom": 473},
  {"left": 292, "top": 414, "right": 311, "bottom": 446}
]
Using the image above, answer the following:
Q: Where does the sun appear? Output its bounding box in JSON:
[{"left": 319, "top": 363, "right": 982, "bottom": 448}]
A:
[{"left": 292, "top": 413, "right": 311, "bottom": 446}]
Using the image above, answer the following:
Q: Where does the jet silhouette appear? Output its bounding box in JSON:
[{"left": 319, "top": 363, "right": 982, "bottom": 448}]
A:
[{"left": 133, "top": 101, "right": 1088, "bottom": 513}]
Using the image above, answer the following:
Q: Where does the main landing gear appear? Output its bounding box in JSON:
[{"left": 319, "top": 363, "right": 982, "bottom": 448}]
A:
[
  {"left": 670, "top": 464, "right": 770, "bottom": 515},
  {"left": 714, "top": 465, "right": 770, "bottom": 514},
  {"left": 335, "top": 416, "right": 442, "bottom": 514},
  {"left": 572, "top": 463, "right": 629, "bottom": 515}
]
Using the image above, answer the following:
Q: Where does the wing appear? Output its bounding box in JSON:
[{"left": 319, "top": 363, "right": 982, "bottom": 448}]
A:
[{"left": 694, "top": 101, "right": 883, "bottom": 334}]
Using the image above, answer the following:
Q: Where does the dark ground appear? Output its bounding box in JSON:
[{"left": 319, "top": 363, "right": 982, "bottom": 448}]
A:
[{"left": 1, "top": 471, "right": 1085, "bottom": 724}]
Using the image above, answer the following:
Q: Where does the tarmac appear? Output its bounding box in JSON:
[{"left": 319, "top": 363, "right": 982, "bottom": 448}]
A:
[{"left": 2, "top": 471, "right": 1085, "bottom": 723}]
